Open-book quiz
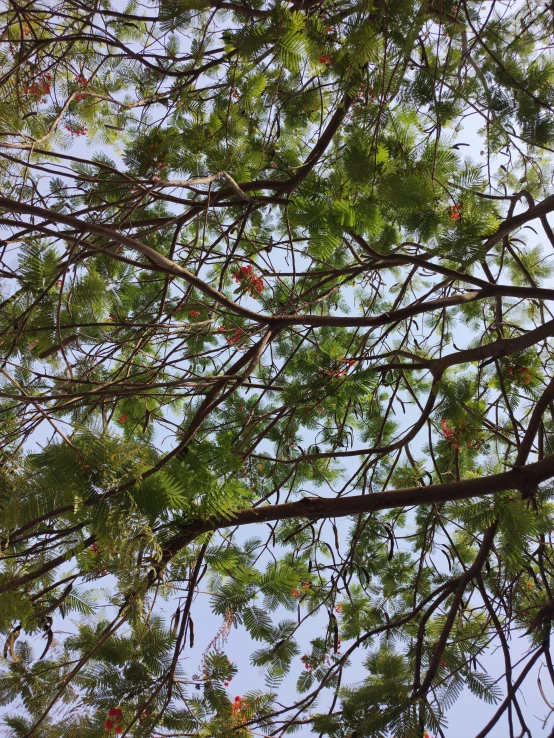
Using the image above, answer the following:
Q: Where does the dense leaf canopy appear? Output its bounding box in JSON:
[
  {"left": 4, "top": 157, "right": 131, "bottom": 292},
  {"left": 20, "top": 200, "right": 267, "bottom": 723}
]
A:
[{"left": 2, "top": 0, "right": 554, "bottom": 735}]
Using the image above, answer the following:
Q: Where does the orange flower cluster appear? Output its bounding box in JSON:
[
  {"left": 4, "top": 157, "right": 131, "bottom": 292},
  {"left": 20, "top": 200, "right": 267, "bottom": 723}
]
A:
[
  {"left": 507, "top": 364, "right": 532, "bottom": 385},
  {"left": 440, "top": 419, "right": 481, "bottom": 451},
  {"left": 449, "top": 203, "right": 462, "bottom": 220},
  {"left": 65, "top": 124, "right": 88, "bottom": 136},
  {"left": 291, "top": 582, "right": 311, "bottom": 598},
  {"left": 233, "top": 265, "right": 265, "bottom": 295},
  {"left": 319, "top": 54, "right": 333, "bottom": 65},
  {"left": 227, "top": 328, "right": 244, "bottom": 345},
  {"left": 325, "top": 358, "right": 355, "bottom": 377},
  {"left": 74, "top": 74, "right": 87, "bottom": 101},
  {"left": 231, "top": 695, "right": 251, "bottom": 723},
  {"left": 23, "top": 73, "right": 51, "bottom": 102},
  {"left": 301, "top": 647, "right": 334, "bottom": 673}
]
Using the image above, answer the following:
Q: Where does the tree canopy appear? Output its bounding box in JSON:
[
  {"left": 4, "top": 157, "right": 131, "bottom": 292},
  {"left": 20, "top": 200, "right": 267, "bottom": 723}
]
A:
[{"left": 2, "top": 0, "right": 554, "bottom": 735}]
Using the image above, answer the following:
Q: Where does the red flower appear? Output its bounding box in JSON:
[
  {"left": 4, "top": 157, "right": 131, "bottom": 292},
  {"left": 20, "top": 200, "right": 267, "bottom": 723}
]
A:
[
  {"left": 75, "top": 74, "right": 88, "bottom": 87},
  {"left": 227, "top": 328, "right": 244, "bottom": 345},
  {"left": 233, "top": 265, "right": 265, "bottom": 295},
  {"left": 232, "top": 695, "right": 246, "bottom": 715},
  {"left": 251, "top": 276, "right": 265, "bottom": 293},
  {"left": 440, "top": 419, "right": 453, "bottom": 437},
  {"left": 519, "top": 366, "right": 532, "bottom": 384},
  {"left": 91, "top": 543, "right": 99, "bottom": 554},
  {"left": 151, "top": 175, "right": 159, "bottom": 182},
  {"left": 114, "top": 726, "right": 123, "bottom": 734},
  {"left": 449, "top": 204, "right": 462, "bottom": 220},
  {"left": 23, "top": 75, "right": 51, "bottom": 101},
  {"left": 224, "top": 681, "right": 229, "bottom": 686},
  {"left": 290, "top": 587, "right": 300, "bottom": 597},
  {"left": 118, "top": 414, "right": 127, "bottom": 423},
  {"left": 189, "top": 310, "right": 200, "bottom": 317},
  {"left": 319, "top": 55, "right": 332, "bottom": 65},
  {"left": 233, "top": 265, "right": 253, "bottom": 282},
  {"left": 108, "top": 708, "right": 122, "bottom": 718},
  {"left": 65, "top": 124, "right": 88, "bottom": 136},
  {"left": 104, "top": 720, "right": 114, "bottom": 731}
]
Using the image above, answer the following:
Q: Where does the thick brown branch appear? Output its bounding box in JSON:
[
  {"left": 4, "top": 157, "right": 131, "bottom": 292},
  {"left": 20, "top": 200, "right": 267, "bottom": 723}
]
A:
[{"left": 161, "top": 453, "right": 554, "bottom": 561}]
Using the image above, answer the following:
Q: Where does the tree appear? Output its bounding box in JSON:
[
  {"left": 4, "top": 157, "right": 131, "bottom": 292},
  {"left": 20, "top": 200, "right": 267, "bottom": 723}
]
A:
[{"left": 1, "top": 0, "right": 554, "bottom": 734}]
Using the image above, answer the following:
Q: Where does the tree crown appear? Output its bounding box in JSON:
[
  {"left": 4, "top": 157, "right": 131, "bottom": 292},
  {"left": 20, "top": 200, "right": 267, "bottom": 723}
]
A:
[{"left": 1, "top": 0, "right": 554, "bottom": 735}]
